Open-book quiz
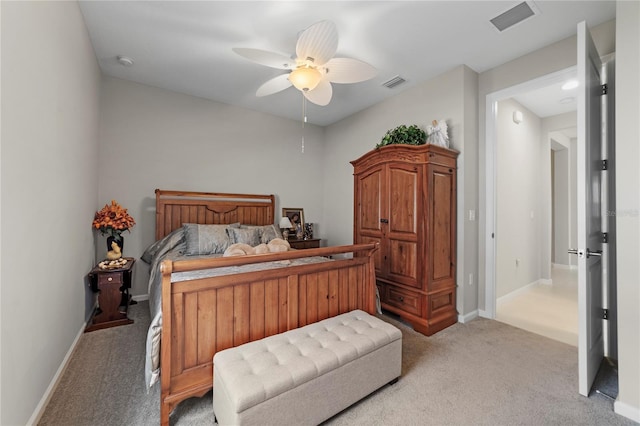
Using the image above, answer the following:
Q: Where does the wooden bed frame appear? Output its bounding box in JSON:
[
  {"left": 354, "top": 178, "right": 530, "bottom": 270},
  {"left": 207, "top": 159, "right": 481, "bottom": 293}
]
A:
[{"left": 154, "top": 190, "right": 378, "bottom": 425}]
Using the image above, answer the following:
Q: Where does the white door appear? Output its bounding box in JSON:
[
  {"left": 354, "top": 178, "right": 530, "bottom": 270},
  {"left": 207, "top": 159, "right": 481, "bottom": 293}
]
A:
[{"left": 576, "top": 21, "right": 604, "bottom": 396}]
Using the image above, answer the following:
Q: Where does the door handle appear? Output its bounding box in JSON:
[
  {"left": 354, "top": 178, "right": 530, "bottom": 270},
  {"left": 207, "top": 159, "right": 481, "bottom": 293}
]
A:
[
  {"left": 568, "top": 248, "right": 584, "bottom": 258},
  {"left": 568, "top": 248, "right": 601, "bottom": 258},
  {"left": 586, "top": 248, "right": 602, "bottom": 258},
  {"left": 380, "top": 219, "right": 389, "bottom": 224}
]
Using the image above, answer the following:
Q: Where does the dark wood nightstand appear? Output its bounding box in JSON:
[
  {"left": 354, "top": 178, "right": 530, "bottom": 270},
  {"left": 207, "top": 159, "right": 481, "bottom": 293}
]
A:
[
  {"left": 85, "top": 258, "right": 135, "bottom": 332},
  {"left": 288, "top": 238, "right": 321, "bottom": 250}
]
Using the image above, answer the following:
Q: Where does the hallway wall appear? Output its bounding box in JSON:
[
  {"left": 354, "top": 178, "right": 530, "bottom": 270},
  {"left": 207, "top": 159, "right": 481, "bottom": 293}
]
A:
[{"left": 496, "top": 98, "right": 542, "bottom": 298}]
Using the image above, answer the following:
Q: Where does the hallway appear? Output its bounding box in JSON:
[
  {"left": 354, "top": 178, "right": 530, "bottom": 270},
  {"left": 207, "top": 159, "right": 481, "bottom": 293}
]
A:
[{"left": 496, "top": 267, "right": 578, "bottom": 346}]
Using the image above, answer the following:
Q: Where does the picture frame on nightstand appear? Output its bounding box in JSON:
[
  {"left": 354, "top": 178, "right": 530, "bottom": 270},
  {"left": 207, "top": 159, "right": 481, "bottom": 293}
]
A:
[{"left": 282, "top": 208, "right": 304, "bottom": 238}]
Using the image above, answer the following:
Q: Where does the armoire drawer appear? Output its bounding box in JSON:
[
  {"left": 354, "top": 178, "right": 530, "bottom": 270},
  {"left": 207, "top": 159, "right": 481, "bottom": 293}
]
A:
[{"left": 386, "top": 286, "right": 421, "bottom": 316}]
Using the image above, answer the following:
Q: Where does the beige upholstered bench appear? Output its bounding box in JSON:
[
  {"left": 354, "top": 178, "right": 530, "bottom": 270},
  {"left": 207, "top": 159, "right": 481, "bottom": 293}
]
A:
[{"left": 213, "top": 309, "right": 402, "bottom": 425}]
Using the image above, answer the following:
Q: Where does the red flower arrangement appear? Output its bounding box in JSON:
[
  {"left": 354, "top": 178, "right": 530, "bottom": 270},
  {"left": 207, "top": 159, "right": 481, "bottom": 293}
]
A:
[{"left": 92, "top": 200, "right": 136, "bottom": 241}]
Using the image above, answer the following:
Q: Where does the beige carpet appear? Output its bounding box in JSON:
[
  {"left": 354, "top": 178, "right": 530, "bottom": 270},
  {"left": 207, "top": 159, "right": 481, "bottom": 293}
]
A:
[{"left": 38, "top": 302, "right": 634, "bottom": 426}]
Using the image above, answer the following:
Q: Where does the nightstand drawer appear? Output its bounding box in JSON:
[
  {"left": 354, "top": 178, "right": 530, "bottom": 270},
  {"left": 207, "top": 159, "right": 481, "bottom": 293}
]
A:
[
  {"left": 288, "top": 238, "right": 320, "bottom": 249},
  {"left": 98, "top": 272, "right": 123, "bottom": 285}
]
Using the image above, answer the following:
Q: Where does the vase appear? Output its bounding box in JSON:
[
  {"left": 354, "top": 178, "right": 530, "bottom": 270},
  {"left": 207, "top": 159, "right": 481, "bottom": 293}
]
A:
[
  {"left": 304, "top": 223, "right": 314, "bottom": 240},
  {"left": 106, "top": 236, "right": 124, "bottom": 254}
]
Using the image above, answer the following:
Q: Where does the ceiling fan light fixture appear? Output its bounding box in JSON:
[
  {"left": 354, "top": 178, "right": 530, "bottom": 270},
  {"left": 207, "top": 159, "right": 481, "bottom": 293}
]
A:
[{"left": 289, "top": 67, "right": 321, "bottom": 92}]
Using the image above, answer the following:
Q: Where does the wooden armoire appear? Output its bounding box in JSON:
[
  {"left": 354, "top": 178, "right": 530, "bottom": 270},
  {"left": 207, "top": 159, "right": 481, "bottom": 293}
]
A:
[{"left": 351, "top": 144, "right": 458, "bottom": 336}]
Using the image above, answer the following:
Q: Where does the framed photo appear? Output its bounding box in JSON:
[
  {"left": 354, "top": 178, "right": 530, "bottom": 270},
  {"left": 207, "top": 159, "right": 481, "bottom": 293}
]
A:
[{"left": 282, "top": 208, "right": 304, "bottom": 233}]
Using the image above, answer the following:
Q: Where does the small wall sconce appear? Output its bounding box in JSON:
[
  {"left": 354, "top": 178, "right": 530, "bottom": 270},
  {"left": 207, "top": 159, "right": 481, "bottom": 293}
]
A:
[{"left": 513, "top": 110, "right": 523, "bottom": 124}]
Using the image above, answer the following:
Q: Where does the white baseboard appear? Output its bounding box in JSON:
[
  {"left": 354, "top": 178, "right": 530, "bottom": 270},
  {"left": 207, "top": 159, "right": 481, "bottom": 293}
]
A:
[
  {"left": 27, "top": 318, "right": 88, "bottom": 425},
  {"left": 132, "top": 294, "right": 149, "bottom": 302},
  {"left": 478, "top": 309, "right": 491, "bottom": 319},
  {"left": 497, "top": 279, "right": 545, "bottom": 306},
  {"left": 614, "top": 399, "right": 640, "bottom": 423},
  {"left": 553, "top": 263, "right": 578, "bottom": 270},
  {"left": 458, "top": 310, "right": 479, "bottom": 323}
]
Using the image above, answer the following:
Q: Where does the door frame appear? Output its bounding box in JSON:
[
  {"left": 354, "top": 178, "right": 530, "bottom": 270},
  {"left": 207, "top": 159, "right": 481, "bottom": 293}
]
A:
[{"left": 483, "top": 66, "right": 577, "bottom": 318}]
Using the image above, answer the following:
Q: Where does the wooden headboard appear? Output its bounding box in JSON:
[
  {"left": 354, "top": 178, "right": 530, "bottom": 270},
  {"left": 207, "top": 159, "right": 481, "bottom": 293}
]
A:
[{"left": 155, "top": 189, "right": 275, "bottom": 241}]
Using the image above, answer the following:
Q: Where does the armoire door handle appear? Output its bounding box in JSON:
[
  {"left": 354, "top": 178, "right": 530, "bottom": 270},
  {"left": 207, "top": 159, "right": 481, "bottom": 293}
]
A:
[{"left": 380, "top": 219, "right": 389, "bottom": 223}]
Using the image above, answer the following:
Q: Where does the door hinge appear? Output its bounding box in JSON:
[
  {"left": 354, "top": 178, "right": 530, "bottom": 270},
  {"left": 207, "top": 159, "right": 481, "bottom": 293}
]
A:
[
  {"left": 601, "top": 84, "right": 608, "bottom": 95},
  {"left": 602, "top": 308, "right": 609, "bottom": 320},
  {"left": 602, "top": 160, "right": 608, "bottom": 170},
  {"left": 602, "top": 232, "right": 609, "bottom": 243}
]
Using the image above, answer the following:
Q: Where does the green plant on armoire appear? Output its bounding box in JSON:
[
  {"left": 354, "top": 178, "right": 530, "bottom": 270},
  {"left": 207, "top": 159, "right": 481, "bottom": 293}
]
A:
[{"left": 376, "top": 124, "right": 426, "bottom": 148}]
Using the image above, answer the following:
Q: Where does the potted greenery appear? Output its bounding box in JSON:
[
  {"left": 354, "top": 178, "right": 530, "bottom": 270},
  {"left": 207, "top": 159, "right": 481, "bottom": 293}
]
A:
[{"left": 376, "top": 124, "right": 426, "bottom": 148}]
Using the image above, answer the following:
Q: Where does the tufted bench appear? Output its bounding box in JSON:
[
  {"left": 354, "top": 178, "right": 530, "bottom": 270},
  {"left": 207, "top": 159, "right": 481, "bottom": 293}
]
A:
[{"left": 213, "top": 309, "right": 402, "bottom": 425}]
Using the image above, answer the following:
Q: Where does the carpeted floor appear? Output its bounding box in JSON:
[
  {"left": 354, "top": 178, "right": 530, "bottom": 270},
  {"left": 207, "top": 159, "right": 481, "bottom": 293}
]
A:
[{"left": 38, "top": 302, "right": 635, "bottom": 426}]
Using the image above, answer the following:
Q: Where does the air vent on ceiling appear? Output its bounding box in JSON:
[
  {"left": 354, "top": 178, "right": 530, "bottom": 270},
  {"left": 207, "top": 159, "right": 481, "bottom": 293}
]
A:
[
  {"left": 382, "top": 75, "right": 406, "bottom": 89},
  {"left": 490, "top": 1, "right": 537, "bottom": 32}
]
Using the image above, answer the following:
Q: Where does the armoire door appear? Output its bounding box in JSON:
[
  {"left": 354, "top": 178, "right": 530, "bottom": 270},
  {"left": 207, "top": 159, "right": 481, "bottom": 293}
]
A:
[
  {"left": 354, "top": 165, "right": 386, "bottom": 275},
  {"left": 386, "top": 163, "right": 421, "bottom": 288},
  {"left": 426, "top": 163, "right": 456, "bottom": 292}
]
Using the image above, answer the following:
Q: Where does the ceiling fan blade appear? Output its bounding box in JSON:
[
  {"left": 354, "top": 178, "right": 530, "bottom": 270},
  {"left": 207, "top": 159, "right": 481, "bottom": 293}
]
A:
[
  {"left": 296, "top": 20, "right": 338, "bottom": 67},
  {"left": 303, "top": 79, "right": 333, "bottom": 106},
  {"left": 256, "top": 74, "right": 292, "bottom": 97},
  {"left": 233, "top": 48, "right": 294, "bottom": 70},
  {"left": 324, "top": 58, "right": 377, "bottom": 84}
]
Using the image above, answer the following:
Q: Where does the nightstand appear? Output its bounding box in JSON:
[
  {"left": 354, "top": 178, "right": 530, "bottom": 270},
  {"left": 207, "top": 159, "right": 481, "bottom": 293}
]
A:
[
  {"left": 85, "top": 258, "right": 135, "bottom": 332},
  {"left": 288, "top": 238, "right": 321, "bottom": 250}
]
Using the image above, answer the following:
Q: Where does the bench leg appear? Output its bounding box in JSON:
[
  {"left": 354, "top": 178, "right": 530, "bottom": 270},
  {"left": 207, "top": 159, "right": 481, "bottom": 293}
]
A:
[{"left": 388, "top": 377, "right": 399, "bottom": 386}]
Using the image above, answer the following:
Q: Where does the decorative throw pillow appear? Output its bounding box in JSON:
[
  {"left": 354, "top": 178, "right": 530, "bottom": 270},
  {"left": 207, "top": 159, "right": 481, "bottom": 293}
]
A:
[
  {"left": 183, "top": 223, "right": 240, "bottom": 255},
  {"left": 240, "top": 224, "right": 283, "bottom": 244},
  {"left": 227, "top": 227, "right": 261, "bottom": 247},
  {"left": 223, "top": 243, "right": 255, "bottom": 257},
  {"left": 267, "top": 238, "right": 290, "bottom": 253}
]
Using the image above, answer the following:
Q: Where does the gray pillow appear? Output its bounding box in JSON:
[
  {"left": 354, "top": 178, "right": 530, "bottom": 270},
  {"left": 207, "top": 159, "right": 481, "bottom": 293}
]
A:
[
  {"left": 240, "top": 224, "right": 283, "bottom": 244},
  {"left": 141, "top": 227, "right": 185, "bottom": 264},
  {"left": 227, "top": 227, "right": 261, "bottom": 247},
  {"left": 183, "top": 223, "right": 240, "bottom": 255}
]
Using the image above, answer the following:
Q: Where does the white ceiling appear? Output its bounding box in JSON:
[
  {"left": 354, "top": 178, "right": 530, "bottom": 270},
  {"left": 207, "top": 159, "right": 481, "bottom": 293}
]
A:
[
  {"left": 512, "top": 77, "right": 579, "bottom": 118},
  {"left": 78, "top": 1, "right": 615, "bottom": 126}
]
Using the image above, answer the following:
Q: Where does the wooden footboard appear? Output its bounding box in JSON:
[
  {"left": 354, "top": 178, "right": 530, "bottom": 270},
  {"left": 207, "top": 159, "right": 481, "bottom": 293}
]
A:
[{"left": 159, "top": 243, "right": 378, "bottom": 425}]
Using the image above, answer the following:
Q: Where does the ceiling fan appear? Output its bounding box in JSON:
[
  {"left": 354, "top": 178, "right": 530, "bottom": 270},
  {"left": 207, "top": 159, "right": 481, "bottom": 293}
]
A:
[{"left": 233, "top": 20, "right": 377, "bottom": 106}]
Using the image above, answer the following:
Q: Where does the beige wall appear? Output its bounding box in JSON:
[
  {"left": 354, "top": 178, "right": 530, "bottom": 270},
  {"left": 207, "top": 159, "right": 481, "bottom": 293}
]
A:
[
  {"left": 0, "top": 2, "right": 102, "bottom": 424},
  {"left": 461, "top": 66, "right": 480, "bottom": 316},
  {"left": 98, "top": 77, "right": 326, "bottom": 295},
  {"left": 614, "top": 0, "right": 640, "bottom": 421}
]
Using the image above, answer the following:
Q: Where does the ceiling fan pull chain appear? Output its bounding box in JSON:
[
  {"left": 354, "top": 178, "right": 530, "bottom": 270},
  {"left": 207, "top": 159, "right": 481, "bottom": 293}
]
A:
[{"left": 301, "top": 94, "right": 307, "bottom": 153}]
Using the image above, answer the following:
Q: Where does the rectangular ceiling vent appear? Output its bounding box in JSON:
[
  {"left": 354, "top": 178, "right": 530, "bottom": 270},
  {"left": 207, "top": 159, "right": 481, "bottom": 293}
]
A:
[
  {"left": 382, "top": 75, "right": 406, "bottom": 89},
  {"left": 490, "top": 1, "right": 537, "bottom": 32}
]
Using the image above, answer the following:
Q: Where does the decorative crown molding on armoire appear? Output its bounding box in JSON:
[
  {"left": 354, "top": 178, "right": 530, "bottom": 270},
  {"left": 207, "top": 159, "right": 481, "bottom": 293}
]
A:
[{"left": 352, "top": 144, "right": 459, "bottom": 335}]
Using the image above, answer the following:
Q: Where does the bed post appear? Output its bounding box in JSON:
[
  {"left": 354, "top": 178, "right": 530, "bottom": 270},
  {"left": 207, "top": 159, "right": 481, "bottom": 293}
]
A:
[
  {"left": 160, "top": 259, "right": 173, "bottom": 426},
  {"left": 366, "top": 244, "right": 378, "bottom": 314}
]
